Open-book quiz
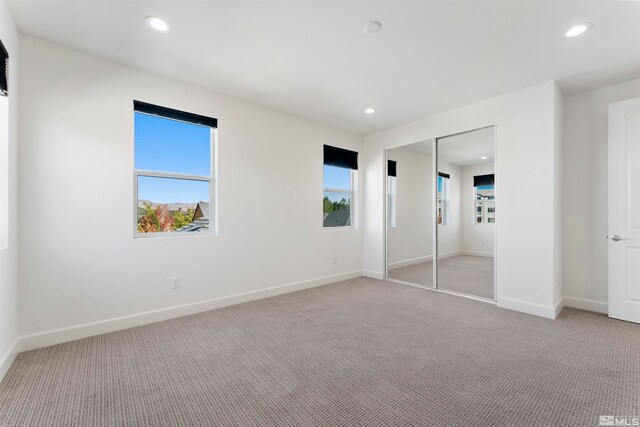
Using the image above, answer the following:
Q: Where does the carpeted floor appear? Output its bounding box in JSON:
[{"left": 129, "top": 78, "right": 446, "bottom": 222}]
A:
[
  {"left": 388, "top": 259, "right": 435, "bottom": 288},
  {"left": 0, "top": 277, "right": 638, "bottom": 426},
  {"left": 388, "top": 255, "right": 494, "bottom": 299}
]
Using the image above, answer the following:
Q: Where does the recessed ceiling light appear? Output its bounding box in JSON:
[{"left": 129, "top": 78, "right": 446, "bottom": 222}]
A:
[
  {"left": 364, "top": 21, "right": 382, "bottom": 34},
  {"left": 565, "top": 22, "right": 592, "bottom": 38},
  {"left": 364, "top": 108, "right": 376, "bottom": 114},
  {"left": 480, "top": 156, "right": 488, "bottom": 160},
  {"left": 145, "top": 16, "right": 172, "bottom": 33}
]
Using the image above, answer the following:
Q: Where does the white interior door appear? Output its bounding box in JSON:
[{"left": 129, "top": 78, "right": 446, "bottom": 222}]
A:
[{"left": 608, "top": 97, "right": 640, "bottom": 324}]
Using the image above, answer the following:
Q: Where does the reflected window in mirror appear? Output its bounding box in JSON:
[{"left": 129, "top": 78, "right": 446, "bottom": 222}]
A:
[
  {"left": 437, "top": 172, "right": 450, "bottom": 225},
  {"left": 387, "top": 160, "right": 397, "bottom": 228},
  {"left": 474, "top": 174, "right": 495, "bottom": 224},
  {"left": 0, "top": 38, "right": 8, "bottom": 249}
]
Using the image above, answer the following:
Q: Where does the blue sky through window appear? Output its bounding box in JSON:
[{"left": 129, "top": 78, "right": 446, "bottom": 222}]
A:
[
  {"left": 323, "top": 165, "right": 351, "bottom": 202},
  {"left": 135, "top": 112, "right": 211, "bottom": 204},
  {"left": 135, "top": 112, "right": 211, "bottom": 175},
  {"left": 138, "top": 176, "right": 209, "bottom": 204},
  {"left": 323, "top": 165, "right": 350, "bottom": 189},
  {"left": 437, "top": 175, "right": 447, "bottom": 193}
]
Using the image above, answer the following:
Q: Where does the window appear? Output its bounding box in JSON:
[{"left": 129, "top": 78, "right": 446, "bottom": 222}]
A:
[
  {"left": 323, "top": 145, "right": 357, "bottom": 228},
  {"left": 437, "top": 172, "right": 450, "bottom": 225},
  {"left": 0, "top": 38, "right": 8, "bottom": 249},
  {"left": 134, "top": 101, "right": 217, "bottom": 236},
  {"left": 0, "top": 38, "right": 7, "bottom": 96},
  {"left": 474, "top": 174, "right": 495, "bottom": 225},
  {"left": 387, "top": 160, "right": 397, "bottom": 228}
]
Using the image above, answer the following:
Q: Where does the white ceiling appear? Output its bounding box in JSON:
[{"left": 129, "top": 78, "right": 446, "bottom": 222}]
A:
[{"left": 7, "top": 1, "right": 640, "bottom": 135}]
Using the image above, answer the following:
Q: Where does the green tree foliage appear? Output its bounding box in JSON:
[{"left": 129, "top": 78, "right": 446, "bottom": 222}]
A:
[
  {"left": 138, "top": 203, "right": 160, "bottom": 233},
  {"left": 137, "top": 203, "right": 175, "bottom": 233},
  {"left": 323, "top": 196, "right": 350, "bottom": 213},
  {"left": 323, "top": 196, "right": 333, "bottom": 213},
  {"left": 172, "top": 208, "right": 194, "bottom": 230}
]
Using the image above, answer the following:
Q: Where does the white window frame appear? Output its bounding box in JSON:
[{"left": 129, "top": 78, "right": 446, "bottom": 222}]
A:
[
  {"left": 387, "top": 175, "right": 397, "bottom": 228},
  {"left": 133, "top": 111, "right": 217, "bottom": 238},
  {"left": 437, "top": 174, "right": 450, "bottom": 226},
  {"left": 323, "top": 167, "right": 356, "bottom": 230}
]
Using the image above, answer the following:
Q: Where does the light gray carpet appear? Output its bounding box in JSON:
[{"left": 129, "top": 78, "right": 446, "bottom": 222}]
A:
[
  {"left": 1, "top": 278, "right": 638, "bottom": 426},
  {"left": 388, "top": 259, "right": 434, "bottom": 287},
  {"left": 389, "top": 255, "right": 494, "bottom": 299}
]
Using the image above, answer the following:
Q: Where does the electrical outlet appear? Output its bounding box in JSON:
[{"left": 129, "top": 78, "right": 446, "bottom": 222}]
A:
[
  {"left": 332, "top": 256, "right": 337, "bottom": 264},
  {"left": 171, "top": 277, "right": 181, "bottom": 289}
]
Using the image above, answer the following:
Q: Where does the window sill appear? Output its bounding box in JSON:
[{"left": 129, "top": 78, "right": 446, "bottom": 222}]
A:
[
  {"left": 323, "top": 226, "right": 356, "bottom": 232},
  {"left": 134, "top": 231, "right": 217, "bottom": 239}
]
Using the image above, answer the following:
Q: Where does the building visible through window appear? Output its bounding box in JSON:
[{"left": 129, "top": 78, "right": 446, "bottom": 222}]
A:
[
  {"left": 323, "top": 145, "right": 357, "bottom": 228},
  {"left": 474, "top": 174, "right": 495, "bottom": 224},
  {"left": 134, "top": 101, "right": 216, "bottom": 235}
]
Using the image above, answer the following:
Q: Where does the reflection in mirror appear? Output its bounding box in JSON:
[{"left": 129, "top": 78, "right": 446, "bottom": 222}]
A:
[
  {"left": 387, "top": 140, "right": 434, "bottom": 287},
  {"left": 436, "top": 126, "right": 495, "bottom": 300}
]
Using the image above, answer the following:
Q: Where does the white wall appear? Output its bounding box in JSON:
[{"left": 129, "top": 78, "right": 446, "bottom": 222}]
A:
[
  {"left": 461, "top": 162, "right": 495, "bottom": 256},
  {"left": 553, "top": 84, "right": 563, "bottom": 310},
  {"left": 563, "top": 78, "right": 640, "bottom": 314},
  {"left": 387, "top": 147, "right": 433, "bottom": 267},
  {"left": 0, "top": 0, "right": 19, "bottom": 379},
  {"left": 0, "top": 95, "right": 6, "bottom": 249},
  {"left": 363, "top": 81, "right": 562, "bottom": 318},
  {"left": 18, "top": 36, "right": 363, "bottom": 347}
]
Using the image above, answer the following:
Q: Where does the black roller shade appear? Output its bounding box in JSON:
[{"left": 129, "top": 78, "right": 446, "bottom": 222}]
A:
[
  {"left": 474, "top": 174, "right": 495, "bottom": 187},
  {"left": 324, "top": 145, "right": 358, "bottom": 170},
  {"left": 134, "top": 100, "right": 217, "bottom": 128},
  {"left": 438, "top": 172, "right": 450, "bottom": 179},
  {"left": 388, "top": 160, "right": 397, "bottom": 177},
  {"left": 0, "top": 38, "right": 8, "bottom": 96}
]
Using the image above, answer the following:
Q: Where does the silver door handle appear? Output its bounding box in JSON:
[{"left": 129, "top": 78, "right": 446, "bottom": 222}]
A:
[{"left": 607, "top": 235, "right": 626, "bottom": 241}]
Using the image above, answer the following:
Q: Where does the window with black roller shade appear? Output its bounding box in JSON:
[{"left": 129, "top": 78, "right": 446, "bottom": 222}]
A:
[{"left": 323, "top": 145, "right": 358, "bottom": 228}]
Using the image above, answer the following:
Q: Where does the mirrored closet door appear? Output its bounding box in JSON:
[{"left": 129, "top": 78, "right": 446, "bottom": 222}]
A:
[
  {"left": 385, "top": 126, "right": 496, "bottom": 301},
  {"left": 436, "top": 126, "right": 495, "bottom": 300},
  {"left": 386, "top": 140, "right": 435, "bottom": 287}
]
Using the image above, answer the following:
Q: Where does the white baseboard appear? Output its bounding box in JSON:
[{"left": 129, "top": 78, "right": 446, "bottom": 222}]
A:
[
  {"left": 0, "top": 338, "right": 19, "bottom": 383},
  {"left": 19, "top": 270, "right": 362, "bottom": 353},
  {"left": 438, "top": 250, "right": 463, "bottom": 260},
  {"left": 460, "top": 250, "right": 494, "bottom": 258},
  {"left": 563, "top": 296, "right": 608, "bottom": 314},
  {"left": 555, "top": 297, "right": 564, "bottom": 318},
  {"left": 497, "top": 296, "right": 558, "bottom": 319},
  {"left": 389, "top": 251, "right": 472, "bottom": 270},
  {"left": 388, "top": 251, "right": 492, "bottom": 271},
  {"left": 388, "top": 255, "right": 432, "bottom": 270},
  {"left": 362, "top": 270, "right": 384, "bottom": 280}
]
